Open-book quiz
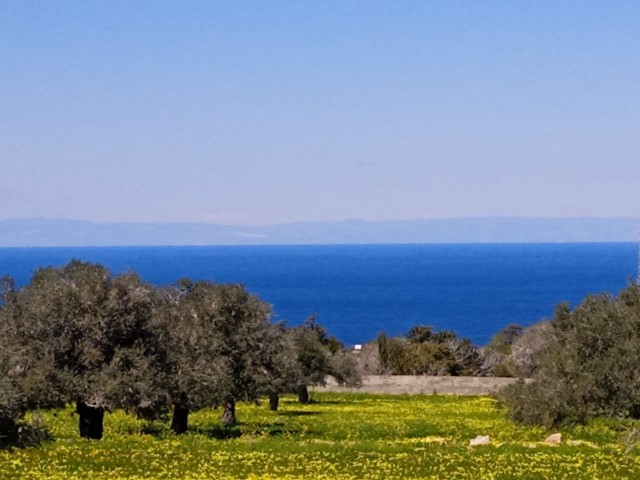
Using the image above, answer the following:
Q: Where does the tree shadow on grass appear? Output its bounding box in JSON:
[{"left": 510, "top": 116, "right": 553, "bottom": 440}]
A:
[
  {"left": 195, "top": 422, "right": 305, "bottom": 438},
  {"left": 278, "top": 410, "right": 323, "bottom": 417},
  {"left": 309, "top": 400, "right": 357, "bottom": 405},
  {"left": 280, "top": 398, "right": 356, "bottom": 407},
  {"left": 139, "top": 424, "right": 166, "bottom": 436},
  {"left": 258, "top": 422, "right": 304, "bottom": 437},
  {"left": 196, "top": 424, "right": 244, "bottom": 439}
]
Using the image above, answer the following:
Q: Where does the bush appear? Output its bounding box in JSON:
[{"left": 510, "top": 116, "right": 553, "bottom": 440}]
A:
[
  {"left": 501, "top": 284, "right": 640, "bottom": 427},
  {"left": 510, "top": 321, "right": 556, "bottom": 377},
  {"left": 0, "top": 414, "right": 51, "bottom": 450},
  {"left": 0, "top": 358, "right": 51, "bottom": 449},
  {"left": 377, "top": 326, "right": 481, "bottom": 376},
  {"left": 481, "top": 322, "right": 554, "bottom": 377},
  {"left": 479, "top": 324, "right": 524, "bottom": 377}
]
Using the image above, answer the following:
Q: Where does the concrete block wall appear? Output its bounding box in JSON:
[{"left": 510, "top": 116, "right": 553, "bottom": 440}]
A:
[{"left": 310, "top": 375, "right": 524, "bottom": 396}]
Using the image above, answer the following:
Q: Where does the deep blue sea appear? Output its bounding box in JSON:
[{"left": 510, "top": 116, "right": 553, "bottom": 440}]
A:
[{"left": 0, "top": 244, "right": 637, "bottom": 346}]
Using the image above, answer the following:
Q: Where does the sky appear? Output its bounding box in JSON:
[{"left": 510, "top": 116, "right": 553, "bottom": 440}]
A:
[{"left": 1, "top": 1, "right": 639, "bottom": 226}]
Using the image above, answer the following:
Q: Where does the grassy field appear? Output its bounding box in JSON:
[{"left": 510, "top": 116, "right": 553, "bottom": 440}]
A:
[{"left": 2, "top": 393, "right": 640, "bottom": 479}]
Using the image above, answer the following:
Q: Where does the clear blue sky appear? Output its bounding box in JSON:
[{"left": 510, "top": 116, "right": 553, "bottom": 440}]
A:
[{"left": 2, "top": 1, "right": 638, "bottom": 225}]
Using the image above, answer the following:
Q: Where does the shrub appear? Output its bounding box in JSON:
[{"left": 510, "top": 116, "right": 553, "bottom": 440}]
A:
[
  {"left": 480, "top": 322, "right": 553, "bottom": 377},
  {"left": 377, "top": 326, "right": 481, "bottom": 376},
  {"left": 501, "top": 284, "right": 640, "bottom": 427},
  {"left": 0, "top": 355, "right": 51, "bottom": 449}
]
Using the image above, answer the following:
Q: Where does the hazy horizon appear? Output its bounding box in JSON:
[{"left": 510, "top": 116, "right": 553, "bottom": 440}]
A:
[
  {"left": 1, "top": 216, "right": 638, "bottom": 247},
  {"left": 3, "top": 214, "right": 640, "bottom": 227}
]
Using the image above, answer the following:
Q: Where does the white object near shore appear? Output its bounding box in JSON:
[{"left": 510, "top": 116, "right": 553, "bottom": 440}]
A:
[{"left": 469, "top": 435, "right": 490, "bottom": 446}]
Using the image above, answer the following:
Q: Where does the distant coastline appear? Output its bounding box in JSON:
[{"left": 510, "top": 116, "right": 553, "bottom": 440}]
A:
[{"left": 0, "top": 217, "right": 637, "bottom": 247}]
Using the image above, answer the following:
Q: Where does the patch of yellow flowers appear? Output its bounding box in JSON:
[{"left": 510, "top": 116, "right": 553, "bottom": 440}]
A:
[{"left": 2, "top": 394, "right": 639, "bottom": 479}]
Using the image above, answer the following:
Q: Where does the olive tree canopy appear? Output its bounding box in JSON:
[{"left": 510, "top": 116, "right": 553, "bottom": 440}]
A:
[{"left": 0, "top": 261, "right": 166, "bottom": 439}]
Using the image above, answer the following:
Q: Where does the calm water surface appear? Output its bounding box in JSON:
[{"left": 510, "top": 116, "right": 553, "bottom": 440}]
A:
[{"left": 0, "top": 243, "right": 636, "bottom": 345}]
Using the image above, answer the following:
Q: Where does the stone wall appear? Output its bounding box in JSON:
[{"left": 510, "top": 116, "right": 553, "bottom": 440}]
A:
[{"left": 310, "top": 375, "right": 524, "bottom": 396}]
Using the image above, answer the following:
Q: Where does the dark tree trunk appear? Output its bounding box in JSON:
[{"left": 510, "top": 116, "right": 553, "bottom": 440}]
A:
[
  {"left": 297, "top": 385, "right": 309, "bottom": 404},
  {"left": 221, "top": 398, "right": 236, "bottom": 425},
  {"left": 76, "top": 400, "right": 104, "bottom": 440},
  {"left": 171, "top": 405, "right": 190, "bottom": 434},
  {"left": 269, "top": 392, "right": 280, "bottom": 411}
]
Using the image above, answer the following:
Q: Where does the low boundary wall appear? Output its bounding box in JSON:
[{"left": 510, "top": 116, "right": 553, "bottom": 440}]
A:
[{"left": 310, "top": 375, "right": 523, "bottom": 396}]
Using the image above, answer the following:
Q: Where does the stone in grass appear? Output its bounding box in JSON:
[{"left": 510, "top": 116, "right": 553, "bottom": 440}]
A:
[
  {"left": 544, "top": 433, "right": 562, "bottom": 444},
  {"left": 469, "top": 435, "right": 490, "bottom": 446}
]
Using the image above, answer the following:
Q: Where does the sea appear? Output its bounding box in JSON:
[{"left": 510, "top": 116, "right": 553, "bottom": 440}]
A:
[{"left": 0, "top": 243, "right": 637, "bottom": 346}]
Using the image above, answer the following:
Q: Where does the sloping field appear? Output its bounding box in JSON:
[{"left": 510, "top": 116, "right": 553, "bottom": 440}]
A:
[{"left": 2, "top": 393, "right": 639, "bottom": 479}]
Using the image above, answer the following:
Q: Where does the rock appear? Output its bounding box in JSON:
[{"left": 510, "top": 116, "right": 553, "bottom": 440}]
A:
[
  {"left": 469, "top": 435, "right": 490, "bottom": 446},
  {"left": 544, "top": 433, "right": 562, "bottom": 444}
]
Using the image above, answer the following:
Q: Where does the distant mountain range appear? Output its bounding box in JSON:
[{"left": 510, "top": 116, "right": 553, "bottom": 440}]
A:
[{"left": 0, "top": 217, "right": 637, "bottom": 247}]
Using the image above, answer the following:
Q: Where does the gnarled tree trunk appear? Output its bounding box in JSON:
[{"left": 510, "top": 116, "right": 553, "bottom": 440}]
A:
[
  {"left": 171, "top": 405, "right": 190, "bottom": 434},
  {"left": 76, "top": 400, "right": 104, "bottom": 440},
  {"left": 297, "top": 385, "right": 309, "bottom": 404},
  {"left": 269, "top": 392, "right": 280, "bottom": 411},
  {"left": 221, "top": 398, "right": 236, "bottom": 425}
]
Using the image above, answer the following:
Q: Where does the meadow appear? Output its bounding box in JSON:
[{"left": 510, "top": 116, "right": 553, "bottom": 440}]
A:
[{"left": 2, "top": 393, "right": 639, "bottom": 480}]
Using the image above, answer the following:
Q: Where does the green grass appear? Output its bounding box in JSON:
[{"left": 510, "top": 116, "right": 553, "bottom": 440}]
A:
[{"left": 2, "top": 393, "right": 639, "bottom": 479}]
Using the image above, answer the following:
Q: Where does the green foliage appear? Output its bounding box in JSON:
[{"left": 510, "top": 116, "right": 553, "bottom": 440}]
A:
[
  {"left": 1, "top": 260, "right": 359, "bottom": 434},
  {"left": 0, "top": 350, "right": 51, "bottom": 449},
  {"left": 0, "top": 355, "right": 24, "bottom": 446},
  {"left": 377, "top": 326, "right": 481, "bottom": 375},
  {"left": 376, "top": 332, "right": 407, "bottom": 373},
  {"left": 0, "top": 261, "right": 176, "bottom": 440},
  {"left": 509, "top": 321, "right": 556, "bottom": 377},
  {"left": 289, "top": 316, "right": 361, "bottom": 390},
  {"left": 156, "top": 280, "right": 236, "bottom": 413},
  {"left": 203, "top": 282, "right": 280, "bottom": 405},
  {"left": 328, "top": 350, "right": 361, "bottom": 387},
  {"left": 289, "top": 319, "right": 332, "bottom": 387},
  {"left": 502, "top": 284, "right": 640, "bottom": 427},
  {"left": 0, "top": 261, "right": 166, "bottom": 413},
  {"left": 153, "top": 280, "right": 288, "bottom": 426},
  {"left": 487, "top": 324, "right": 524, "bottom": 355},
  {"left": 480, "top": 323, "right": 524, "bottom": 377}
]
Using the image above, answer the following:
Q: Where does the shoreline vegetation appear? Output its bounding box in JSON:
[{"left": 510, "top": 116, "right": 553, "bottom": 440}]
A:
[{"left": 2, "top": 259, "right": 640, "bottom": 478}]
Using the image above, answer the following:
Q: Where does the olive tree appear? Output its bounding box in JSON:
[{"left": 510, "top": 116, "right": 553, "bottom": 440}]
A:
[
  {"left": 256, "top": 322, "right": 299, "bottom": 412},
  {"left": 211, "top": 283, "right": 285, "bottom": 425},
  {"left": 159, "top": 281, "right": 282, "bottom": 427},
  {"left": 289, "top": 317, "right": 361, "bottom": 403},
  {"left": 0, "top": 261, "right": 166, "bottom": 439},
  {"left": 153, "top": 280, "right": 234, "bottom": 433}
]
